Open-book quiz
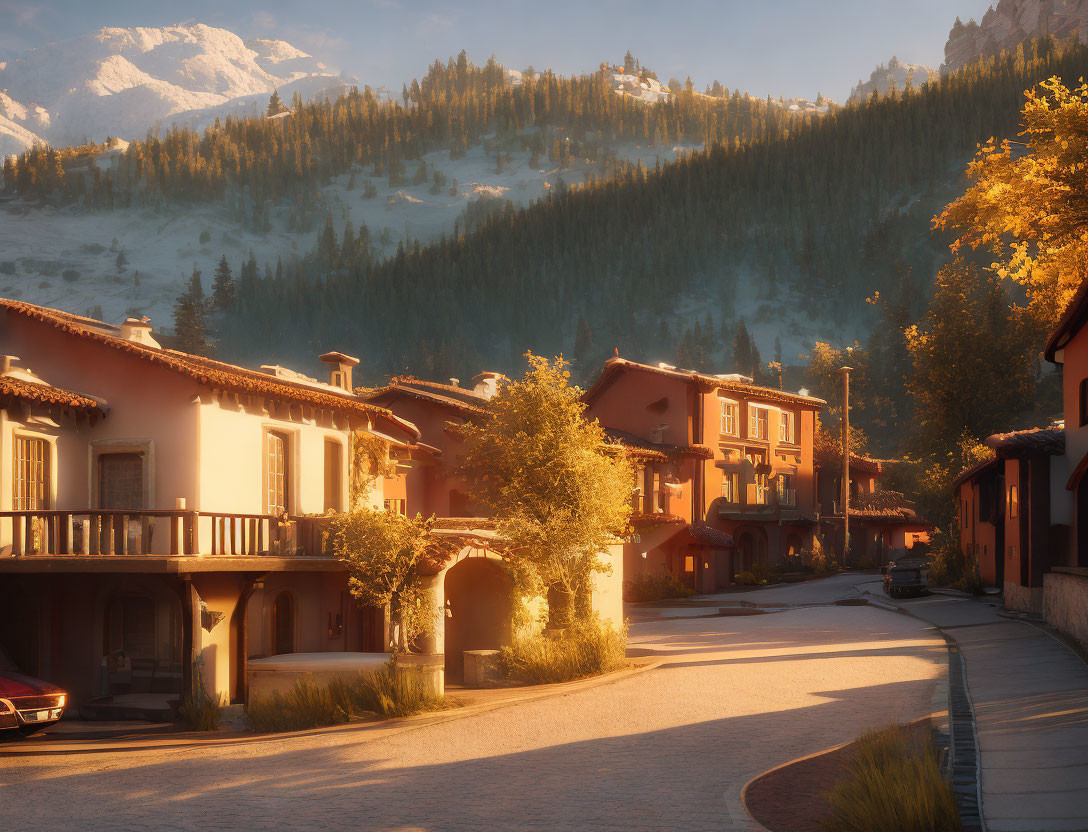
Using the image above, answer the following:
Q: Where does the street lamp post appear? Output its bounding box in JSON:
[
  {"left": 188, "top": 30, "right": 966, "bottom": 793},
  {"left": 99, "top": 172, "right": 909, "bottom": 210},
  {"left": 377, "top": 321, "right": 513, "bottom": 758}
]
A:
[{"left": 840, "top": 366, "right": 852, "bottom": 565}]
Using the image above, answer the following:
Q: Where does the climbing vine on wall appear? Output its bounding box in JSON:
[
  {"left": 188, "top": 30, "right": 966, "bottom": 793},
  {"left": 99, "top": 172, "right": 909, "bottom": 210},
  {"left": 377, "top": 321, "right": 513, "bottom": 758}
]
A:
[{"left": 349, "top": 431, "right": 396, "bottom": 508}]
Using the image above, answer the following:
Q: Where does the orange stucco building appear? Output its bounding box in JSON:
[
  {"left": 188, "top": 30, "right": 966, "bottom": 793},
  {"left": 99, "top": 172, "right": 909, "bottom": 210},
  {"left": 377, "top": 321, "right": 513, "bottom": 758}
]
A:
[
  {"left": 954, "top": 277, "right": 1088, "bottom": 622},
  {"left": 817, "top": 454, "right": 930, "bottom": 568},
  {"left": 582, "top": 357, "right": 825, "bottom": 593},
  {"left": 0, "top": 299, "right": 424, "bottom": 711}
]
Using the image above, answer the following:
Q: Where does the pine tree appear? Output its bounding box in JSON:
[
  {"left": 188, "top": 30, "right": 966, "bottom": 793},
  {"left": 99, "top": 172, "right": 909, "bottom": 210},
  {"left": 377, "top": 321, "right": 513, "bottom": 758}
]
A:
[
  {"left": 573, "top": 314, "right": 593, "bottom": 364},
  {"left": 174, "top": 266, "right": 210, "bottom": 355},
  {"left": 212, "top": 255, "right": 235, "bottom": 310},
  {"left": 267, "top": 89, "right": 286, "bottom": 117}
]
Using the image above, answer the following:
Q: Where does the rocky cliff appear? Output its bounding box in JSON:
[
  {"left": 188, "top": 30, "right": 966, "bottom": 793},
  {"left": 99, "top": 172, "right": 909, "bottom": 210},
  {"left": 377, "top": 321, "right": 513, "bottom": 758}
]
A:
[
  {"left": 849, "top": 56, "right": 936, "bottom": 102},
  {"left": 943, "top": 0, "right": 1088, "bottom": 74}
]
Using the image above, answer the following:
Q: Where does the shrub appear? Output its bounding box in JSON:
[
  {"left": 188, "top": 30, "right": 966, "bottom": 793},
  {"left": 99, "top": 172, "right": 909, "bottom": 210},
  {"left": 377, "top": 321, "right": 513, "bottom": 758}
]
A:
[
  {"left": 822, "top": 724, "right": 961, "bottom": 832},
  {"left": 178, "top": 658, "right": 223, "bottom": 731},
  {"left": 247, "top": 677, "right": 347, "bottom": 733},
  {"left": 328, "top": 663, "right": 448, "bottom": 719},
  {"left": 622, "top": 572, "right": 696, "bottom": 602},
  {"left": 246, "top": 663, "right": 447, "bottom": 733},
  {"left": 734, "top": 570, "right": 758, "bottom": 586},
  {"left": 497, "top": 619, "right": 627, "bottom": 684}
]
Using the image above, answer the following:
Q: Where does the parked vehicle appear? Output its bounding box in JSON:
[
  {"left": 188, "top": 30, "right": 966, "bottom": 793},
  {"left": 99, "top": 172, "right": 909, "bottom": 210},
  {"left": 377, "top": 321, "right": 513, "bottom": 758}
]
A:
[
  {"left": 0, "top": 646, "right": 66, "bottom": 737},
  {"left": 882, "top": 558, "right": 929, "bottom": 599}
]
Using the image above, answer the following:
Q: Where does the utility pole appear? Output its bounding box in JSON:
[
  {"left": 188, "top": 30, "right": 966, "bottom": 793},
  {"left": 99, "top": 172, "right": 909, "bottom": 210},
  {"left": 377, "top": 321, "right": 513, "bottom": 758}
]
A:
[{"left": 840, "top": 366, "right": 852, "bottom": 565}]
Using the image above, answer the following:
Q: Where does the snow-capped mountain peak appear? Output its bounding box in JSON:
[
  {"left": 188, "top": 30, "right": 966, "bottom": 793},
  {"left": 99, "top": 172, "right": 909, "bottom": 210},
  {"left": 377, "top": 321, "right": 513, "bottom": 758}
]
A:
[{"left": 0, "top": 23, "right": 343, "bottom": 156}]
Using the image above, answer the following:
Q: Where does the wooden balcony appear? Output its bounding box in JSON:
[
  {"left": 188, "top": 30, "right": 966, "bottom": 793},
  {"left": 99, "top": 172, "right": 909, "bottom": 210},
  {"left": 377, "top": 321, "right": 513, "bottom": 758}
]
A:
[{"left": 0, "top": 510, "right": 335, "bottom": 558}]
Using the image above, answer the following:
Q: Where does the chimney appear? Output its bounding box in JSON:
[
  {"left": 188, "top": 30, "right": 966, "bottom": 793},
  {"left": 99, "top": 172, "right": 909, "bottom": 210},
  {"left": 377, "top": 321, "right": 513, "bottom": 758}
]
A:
[
  {"left": 471, "top": 371, "right": 508, "bottom": 400},
  {"left": 319, "top": 351, "right": 360, "bottom": 392},
  {"left": 120, "top": 317, "right": 161, "bottom": 348},
  {"left": 0, "top": 355, "right": 15, "bottom": 376}
]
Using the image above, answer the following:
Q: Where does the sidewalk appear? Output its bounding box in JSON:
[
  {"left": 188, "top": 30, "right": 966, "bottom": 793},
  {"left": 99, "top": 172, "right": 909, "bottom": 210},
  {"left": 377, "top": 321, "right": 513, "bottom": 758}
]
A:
[{"left": 866, "top": 590, "right": 1088, "bottom": 832}]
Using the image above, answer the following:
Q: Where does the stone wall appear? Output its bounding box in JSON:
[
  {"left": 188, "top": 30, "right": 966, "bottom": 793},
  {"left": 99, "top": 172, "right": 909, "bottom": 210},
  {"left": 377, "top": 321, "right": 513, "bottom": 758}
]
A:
[
  {"left": 1004, "top": 580, "right": 1043, "bottom": 614},
  {"left": 1043, "top": 569, "right": 1088, "bottom": 651}
]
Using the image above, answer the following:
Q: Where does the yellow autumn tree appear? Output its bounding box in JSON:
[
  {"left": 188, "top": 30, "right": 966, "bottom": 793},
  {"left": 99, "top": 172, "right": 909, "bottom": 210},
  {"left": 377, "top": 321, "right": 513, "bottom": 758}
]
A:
[
  {"left": 460, "top": 353, "right": 633, "bottom": 626},
  {"left": 934, "top": 76, "right": 1088, "bottom": 328}
]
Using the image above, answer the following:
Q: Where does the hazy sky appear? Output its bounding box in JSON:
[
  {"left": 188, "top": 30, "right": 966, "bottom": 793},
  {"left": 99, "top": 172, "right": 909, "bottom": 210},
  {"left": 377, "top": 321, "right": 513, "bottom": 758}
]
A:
[{"left": 0, "top": 0, "right": 996, "bottom": 102}]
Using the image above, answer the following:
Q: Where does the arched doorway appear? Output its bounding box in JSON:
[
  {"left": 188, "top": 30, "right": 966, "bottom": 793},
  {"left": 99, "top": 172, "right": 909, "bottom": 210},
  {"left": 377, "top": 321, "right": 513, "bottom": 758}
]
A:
[
  {"left": 785, "top": 534, "right": 803, "bottom": 558},
  {"left": 735, "top": 528, "right": 768, "bottom": 575},
  {"left": 443, "top": 557, "right": 513, "bottom": 683},
  {"left": 272, "top": 592, "right": 295, "bottom": 655}
]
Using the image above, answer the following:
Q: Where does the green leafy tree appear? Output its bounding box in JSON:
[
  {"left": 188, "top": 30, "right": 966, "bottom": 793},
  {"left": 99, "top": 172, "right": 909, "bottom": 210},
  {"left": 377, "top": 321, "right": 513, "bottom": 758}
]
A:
[
  {"left": 461, "top": 354, "right": 633, "bottom": 626},
  {"left": 905, "top": 258, "right": 1041, "bottom": 452},
  {"left": 330, "top": 509, "right": 440, "bottom": 653}
]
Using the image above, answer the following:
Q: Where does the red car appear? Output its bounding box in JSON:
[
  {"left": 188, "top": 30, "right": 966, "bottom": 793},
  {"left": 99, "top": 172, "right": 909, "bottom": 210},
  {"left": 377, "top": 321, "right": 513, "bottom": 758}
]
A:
[{"left": 0, "top": 646, "right": 66, "bottom": 738}]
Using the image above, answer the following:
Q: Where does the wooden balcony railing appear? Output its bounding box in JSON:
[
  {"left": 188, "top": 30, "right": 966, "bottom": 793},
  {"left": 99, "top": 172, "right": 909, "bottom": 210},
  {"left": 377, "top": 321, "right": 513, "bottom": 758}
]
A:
[{"left": 0, "top": 510, "right": 334, "bottom": 558}]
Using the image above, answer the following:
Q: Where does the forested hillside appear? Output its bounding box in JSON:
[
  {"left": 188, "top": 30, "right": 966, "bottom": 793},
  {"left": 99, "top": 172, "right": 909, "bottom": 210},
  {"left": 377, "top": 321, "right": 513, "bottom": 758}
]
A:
[
  {"left": 214, "top": 37, "right": 1088, "bottom": 384},
  {"left": 3, "top": 53, "right": 800, "bottom": 212}
]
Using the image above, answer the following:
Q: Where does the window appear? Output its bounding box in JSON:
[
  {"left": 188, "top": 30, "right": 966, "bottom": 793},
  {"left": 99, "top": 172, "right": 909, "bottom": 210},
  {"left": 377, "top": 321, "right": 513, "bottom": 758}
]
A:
[
  {"left": 777, "top": 473, "right": 796, "bottom": 506},
  {"left": 383, "top": 499, "right": 407, "bottom": 515},
  {"left": 1009, "top": 485, "right": 1019, "bottom": 519},
  {"left": 721, "top": 471, "right": 739, "bottom": 503},
  {"left": 632, "top": 463, "right": 646, "bottom": 511},
  {"left": 748, "top": 405, "right": 769, "bottom": 440},
  {"left": 323, "top": 439, "right": 343, "bottom": 513},
  {"left": 963, "top": 501, "right": 969, "bottom": 527},
  {"left": 98, "top": 452, "right": 144, "bottom": 510},
  {"left": 13, "top": 437, "right": 49, "bottom": 511},
  {"left": 652, "top": 471, "right": 663, "bottom": 513},
  {"left": 266, "top": 431, "right": 290, "bottom": 515},
  {"left": 720, "top": 400, "right": 739, "bottom": 436},
  {"left": 778, "top": 410, "right": 796, "bottom": 444},
  {"left": 1081, "top": 378, "right": 1088, "bottom": 427}
]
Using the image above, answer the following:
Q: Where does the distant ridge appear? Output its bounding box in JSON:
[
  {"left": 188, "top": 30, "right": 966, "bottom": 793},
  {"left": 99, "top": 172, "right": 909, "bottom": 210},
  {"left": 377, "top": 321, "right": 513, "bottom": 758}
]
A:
[{"left": 0, "top": 23, "right": 347, "bottom": 156}]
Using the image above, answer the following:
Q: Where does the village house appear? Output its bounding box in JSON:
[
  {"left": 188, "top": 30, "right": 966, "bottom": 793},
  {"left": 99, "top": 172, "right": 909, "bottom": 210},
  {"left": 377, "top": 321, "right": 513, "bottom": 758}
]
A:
[
  {"left": 582, "top": 357, "right": 825, "bottom": 593},
  {"left": 817, "top": 453, "right": 930, "bottom": 568},
  {"left": 360, "top": 373, "right": 624, "bottom": 682},
  {"left": 953, "top": 278, "right": 1088, "bottom": 647},
  {"left": 0, "top": 299, "right": 431, "bottom": 714}
]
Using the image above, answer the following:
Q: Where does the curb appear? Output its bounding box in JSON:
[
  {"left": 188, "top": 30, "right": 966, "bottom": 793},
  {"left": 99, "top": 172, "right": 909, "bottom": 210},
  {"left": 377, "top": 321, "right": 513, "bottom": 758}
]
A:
[
  {"left": 860, "top": 590, "right": 986, "bottom": 832},
  {"left": 2, "top": 659, "right": 664, "bottom": 758},
  {"left": 739, "top": 712, "right": 947, "bottom": 832}
]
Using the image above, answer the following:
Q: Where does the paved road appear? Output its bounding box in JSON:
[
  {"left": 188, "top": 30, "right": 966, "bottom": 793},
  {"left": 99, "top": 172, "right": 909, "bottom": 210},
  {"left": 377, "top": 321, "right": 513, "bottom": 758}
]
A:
[{"left": 0, "top": 602, "right": 944, "bottom": 832}]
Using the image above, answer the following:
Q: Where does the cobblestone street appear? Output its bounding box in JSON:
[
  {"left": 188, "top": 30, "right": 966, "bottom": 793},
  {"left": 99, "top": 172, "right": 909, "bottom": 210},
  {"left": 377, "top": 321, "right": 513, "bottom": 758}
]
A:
[{"left": 1, "top": 599, "right": 945, "bottom": 832}]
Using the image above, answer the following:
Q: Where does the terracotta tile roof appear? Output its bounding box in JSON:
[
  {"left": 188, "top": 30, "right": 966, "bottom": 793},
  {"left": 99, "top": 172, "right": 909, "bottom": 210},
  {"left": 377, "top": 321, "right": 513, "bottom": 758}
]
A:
[
  {"left": 584, "top": 357, "right": 827, "bottom": 409},
  {"left": 0, "top": 375, "right": 102, "bottom": 413},
  {"left": 1045, "top": 277, "right": 1088, "bottom": 362},
  {"left": 984, "top": 427, "right": 1065, "bottom": 457},
  {"left": 361, "top": 376, "right": 489, "bottom": 416},
  {"left": 683, "top": 524, "right": 734, "bottom": 548},
  {"left": 603, "top": 428, "right": 712, "bottom": 460},
  {"left": 952, "top": 457, "right": 1000, "bottom": 490},
  {"left": 849, "top": 490, "right": 926, "bottom": 523},
  {"left": 0, "top": 299, "right": 419, "bottom": 441}
]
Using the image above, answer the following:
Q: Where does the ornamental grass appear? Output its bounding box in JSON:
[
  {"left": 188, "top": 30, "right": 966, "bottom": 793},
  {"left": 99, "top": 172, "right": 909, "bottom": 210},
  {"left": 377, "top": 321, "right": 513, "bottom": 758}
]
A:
[
  {"left": 822, "top": 724, "right": 961, "bottom": 832},
  {"left": 497, "top": 619, "right": 628, "bottom": 685},
  {"left": 246, "top": 662, "right": 448, "bottom": 733}
]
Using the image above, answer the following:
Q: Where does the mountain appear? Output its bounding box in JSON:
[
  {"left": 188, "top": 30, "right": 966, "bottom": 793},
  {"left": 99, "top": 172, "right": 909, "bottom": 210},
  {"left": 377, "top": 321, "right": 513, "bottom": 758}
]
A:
[
  {"left": 849, "top": 56, "right": 935, "bottom": 102},
  {"left": 942, "top": 0, "right": 1088, "bottom": 74},
  {"left": 0, "top": 24, "right": 344, "bottom": 155}
]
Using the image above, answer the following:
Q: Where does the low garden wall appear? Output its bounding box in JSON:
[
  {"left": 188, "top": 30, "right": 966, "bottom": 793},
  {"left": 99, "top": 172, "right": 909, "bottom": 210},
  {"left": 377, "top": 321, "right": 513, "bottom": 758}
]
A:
[{"left": 1043, "top": 568, "right": 1088, "bottom": 651}]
